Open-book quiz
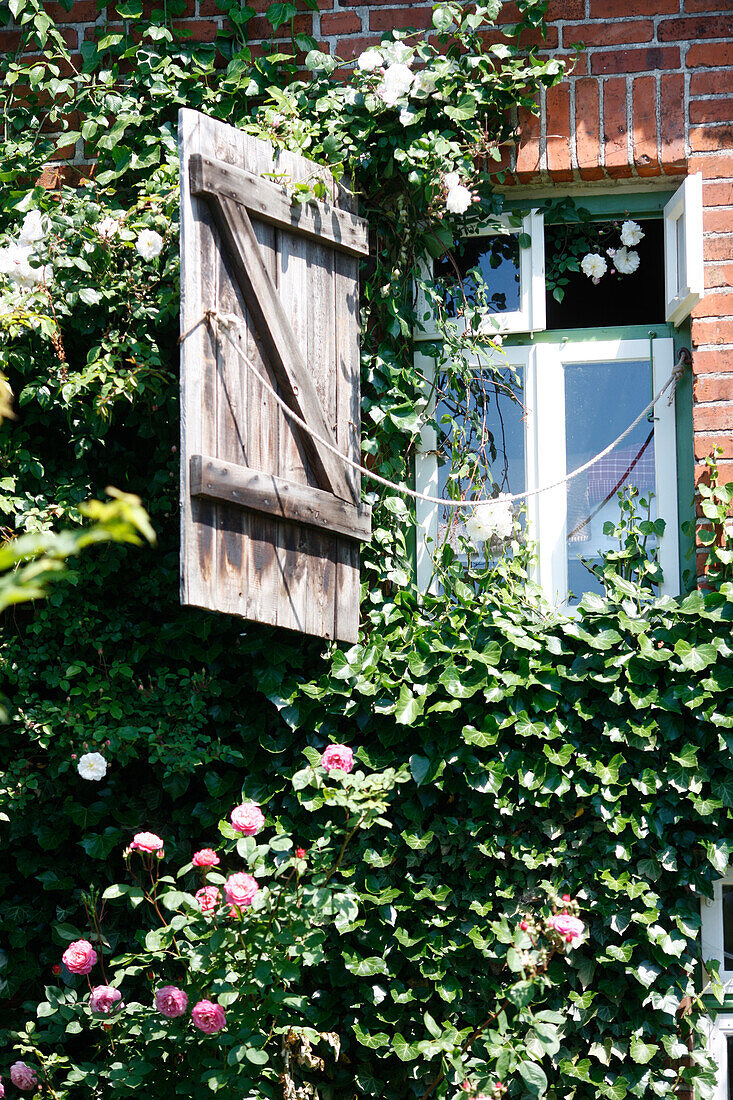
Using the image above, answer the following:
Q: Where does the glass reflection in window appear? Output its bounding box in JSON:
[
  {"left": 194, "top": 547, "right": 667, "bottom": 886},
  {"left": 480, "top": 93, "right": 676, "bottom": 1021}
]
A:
[
  {"left": 564, "top": 359, "right": 656, "bottom": 604},
  {"left": 435, "top": 234, "right": 521, "bottom": 317}
]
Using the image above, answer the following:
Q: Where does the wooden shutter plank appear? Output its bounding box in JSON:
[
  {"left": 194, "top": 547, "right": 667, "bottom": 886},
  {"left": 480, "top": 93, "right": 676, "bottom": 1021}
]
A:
[
  {"left": 206, "top": 191, "right": 355, "bottom": 505},
  {"left": 189, "top": 153, "right": 369, "bottom": 258},
  {"left": 333, "top": 241, "right": 362, "bottom": 642}
]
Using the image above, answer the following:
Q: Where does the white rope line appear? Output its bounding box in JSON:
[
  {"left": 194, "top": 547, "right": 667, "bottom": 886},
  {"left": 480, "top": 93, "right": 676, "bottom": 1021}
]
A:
[{"left": 186, "top": 309, "right": 688, "bottom": 511}]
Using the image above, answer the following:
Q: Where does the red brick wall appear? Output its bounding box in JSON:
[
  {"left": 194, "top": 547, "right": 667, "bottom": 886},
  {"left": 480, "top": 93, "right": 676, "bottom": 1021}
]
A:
[{"left": 3, "top": 0, "right": 733, "bottom": 563}]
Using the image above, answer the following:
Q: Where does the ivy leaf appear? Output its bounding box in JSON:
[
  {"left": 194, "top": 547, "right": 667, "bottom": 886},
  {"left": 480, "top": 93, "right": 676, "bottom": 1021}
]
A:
[
  {"left": 518, "top": 1061, "right": 548, "bottom": 1097},
  {"left": 629, "top": 1037, "right": 658, "bottom": 1064},
  {"left": 265, "top": 1, "right": 297, "bottom": 29},
  {"left": 395, "top": 684, "right": 421, "bottom": 725}
]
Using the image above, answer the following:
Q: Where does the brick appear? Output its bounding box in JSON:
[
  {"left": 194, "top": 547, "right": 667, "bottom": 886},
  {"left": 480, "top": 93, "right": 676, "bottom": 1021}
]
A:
[
  {"left": 479, "top": 25, "right": 559, "bottom": 48},
  {"left": 603, "top": 77, "right": 633, "bottom": 177},
  {"left": 692, "top": 290, "right": 733, "bottom": 317},
  {"left": 369, "top": 7, "right": 432, "bottom": 31},
  {"left": 321, "top": 11, "right": 361, "bottom": 34},
  {"left": 686, "top": 0, "right": 733, "bottom": 9},
  {"left": 546, "top": 0, "right": 584, "bottom": 18},
  {"left": 692, "top": 316, "right": 733, "bottom": 343},
  {"left": 590, "top": 0, "right": 678, "bottom": 14},
  {"left": 173, "top": 18, "right": 219, "bottom": 41},
  {"left": 245, "top": 13, "right": 312, "bottom": 38},
  {"left": 696, "top": 461, "right": 733, "bottom": 484},
  {"left": 660, "top": 72, "right": 685, "bottom": 174},
  {"left": 689, "top": 153, "right": 733, "bottom": 179},
  {"left": 691, "top": 72, "right": 733, "bottom": 97},
  {"left": 691, "top": 124, "right": 733, "bottom": 152},
  {"left": 693, "top": 373, "right": 733, "bottom": 401},
  {"left": 590, "top": 47, "right": 681, "bottom": 75},
  {"left": 694, "top": 432, "right": 733, "bottom": 459},
  {"left": 693, "top": 402, "right": 733, "bottom": 430},
  {"left": 704, "top": 182, "right": 733, "bottom": 207},
  {"left": 45, "top": 0, "right": 98, "bottom": 19},
  {"left": 704, "top": 209, "right": 733, "bottom": 233},
  {"left": 575, "top": 77, "right": 604, "bottom": 181},
  {"left": 632, "top": 74, "right": 660, "bottom": 176},
  {"left": 515, "top": 104, "right": 541, "bottom": 182},
  {"left": 690, "top": 97, "right": 733, "bottom": 125},
  {"left": 333, "top": 35, "right": 377, "bottom": 60},
  {"left": 705, "top": 263, "right": 733, "bottom": 288},
  {"left": 562, "top": 20, "right": 654, "bottom": 48},
  {"left": 545, "top": 82, "right": 572, "bottom": 178},
  {"left": 693, "top": 347, "right": 733, "bottom": 372},
  {"left": 687, "top": 41, "right": 733, "bottom": 67},
  {"left": 658, "top": 14, "right": 733, "bottom": 41}
]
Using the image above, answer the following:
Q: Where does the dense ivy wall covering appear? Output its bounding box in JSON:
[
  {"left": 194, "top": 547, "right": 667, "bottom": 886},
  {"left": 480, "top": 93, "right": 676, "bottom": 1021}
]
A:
[{"left": 0, "top": 1, "right": 732, "bottom": 1097}]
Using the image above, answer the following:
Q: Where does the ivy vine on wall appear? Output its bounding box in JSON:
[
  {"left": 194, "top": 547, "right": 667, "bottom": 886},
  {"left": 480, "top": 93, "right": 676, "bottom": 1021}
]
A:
[{"left": 0, "top": 1, "right": 732, "bottom": 1098}]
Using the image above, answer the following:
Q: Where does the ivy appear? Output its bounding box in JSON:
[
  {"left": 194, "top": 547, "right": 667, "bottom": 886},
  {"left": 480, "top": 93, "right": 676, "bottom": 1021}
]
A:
[{"left": 0, "top": 1, "right": 729, "bottom": 1098}]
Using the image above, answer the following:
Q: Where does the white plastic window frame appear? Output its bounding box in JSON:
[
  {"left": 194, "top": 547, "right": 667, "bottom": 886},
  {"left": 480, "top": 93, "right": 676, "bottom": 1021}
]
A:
[
  {"left": 534, "top": 337, "right": 679, "bottom": 604},
  {"left": 414, "top": 345, "right": 537, "bottom": 594},
  {"left": 701, "top": 867, "right": 733, "bottom": 990},
  {"left": 414, "top": 210, "right": 546, "bottom": 342},
  {"left": 415, "top": 337, "right": 679, "bottom": 605},
  {"left": 708, "top": 1013, "right": 733, "bottom": 1100},
  {"left": 664, "top": 173, "right": 704, "bottom": 327}
]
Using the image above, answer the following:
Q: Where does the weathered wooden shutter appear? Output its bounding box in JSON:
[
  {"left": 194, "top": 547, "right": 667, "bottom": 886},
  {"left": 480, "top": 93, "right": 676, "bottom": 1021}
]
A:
[{"left": 179, "top": 109, "right": 371, "bottom": 643}]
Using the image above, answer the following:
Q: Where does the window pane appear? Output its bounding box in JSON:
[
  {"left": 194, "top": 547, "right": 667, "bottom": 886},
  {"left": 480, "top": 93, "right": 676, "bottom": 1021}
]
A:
[
  {"left": 676, "top": 214, "right": 687, "bottom": 295},
  {"left": 435, "top": 368, "right": 525, "bottom": 549},
  {"left": 723, "top": 885, "right": 733, "bottom": 969},
  {"left": 564, "top": 359, "right": 656, "bottom": 604},
  {"left": 545, "top": 218, "right": 664, "bottom": 329},
  {"left": 435, "top": 234, "right": 521, "bottom": 316},
  {"left": 727, "top": 1034, "right": 733, "bottom": 1100}
]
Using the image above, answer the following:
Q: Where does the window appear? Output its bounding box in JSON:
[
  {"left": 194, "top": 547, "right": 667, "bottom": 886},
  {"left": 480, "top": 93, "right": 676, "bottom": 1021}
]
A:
[
  {"left": 702, "top": 869, "right": 733, "bottom": 1100},
  {"left": 415, "top": 210, "right": 545, "bottom": 339},
  {"left": 415, "top": 179, "right": 702, "bottom": 606}
]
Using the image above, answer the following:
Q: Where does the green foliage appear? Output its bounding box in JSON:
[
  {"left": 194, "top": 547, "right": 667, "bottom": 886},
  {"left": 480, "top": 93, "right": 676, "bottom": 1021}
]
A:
[
  {"left": 0, "top": 2, "right": 728, "bottom": 1100},
  {"left": 11, "top": 760, "right": 582, "bottom": 1098}
]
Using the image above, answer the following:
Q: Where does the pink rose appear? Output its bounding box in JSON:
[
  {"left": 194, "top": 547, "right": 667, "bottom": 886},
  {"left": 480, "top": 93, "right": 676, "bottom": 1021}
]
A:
[
  {"left": 155, "top": 985, "right": 189, "bottom": 1018},
  {"left": 191, "top": 999, "right": 226, "bottom": 1034},
  {"left": 192, "top": 848, "right": 220, "bottom": 867},
  {"left": 547, "top": 913, "right": 585, "bottom": 941},
  {"left": 0, "top": 1077, "right": 4, "bottom": 1098},
  {"left": 62, "top": 939, "right": 97, "bottom": 975},
  {"left": 89, "top": 985, "right": 122, "bottom": 1014},
  {"left": 224, "top": 872, "right": 260, "bottom": 909},
  {"left": 10, "top": 1063, "right": 37, "bottom": 1091},
  {"left": 130, "top": 831, "right": 164, "bottom": 853},
  {"left": 229, "top": 803, "right": 265, "bottom": 835},
  {"left": 321, "top": 744, "right": 354, "bottom": 773},
  {"left": 195, "top": 886, "right": 221, "bottom": 914}
]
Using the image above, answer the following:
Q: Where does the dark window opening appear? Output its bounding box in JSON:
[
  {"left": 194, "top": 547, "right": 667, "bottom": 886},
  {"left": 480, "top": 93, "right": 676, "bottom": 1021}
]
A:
[
  {"left": 723, "top": 884, "right": 733, "bottom": 969},
  {"left": 434, "top": 233, "right": 521, "bottom": 316},
  {"left": 545, "top": 217, "right": 665, "bottom": 330}
]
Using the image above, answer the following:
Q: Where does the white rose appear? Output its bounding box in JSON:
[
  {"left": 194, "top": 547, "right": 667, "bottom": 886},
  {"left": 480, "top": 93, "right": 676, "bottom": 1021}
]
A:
[
  {"left": 446, "top": 184, "right": 472, "bottom": 215},
  {"left": 412, "top": 68, "right": 438, "bottom": 96},
  {"left": 19, "top": 210, "right": 45, "bottom": 244},
  {"left": 357, "top": 48, "right": 383, "bottom": 72},
  {"left": 377, "top": 63, "right": 414, "bottom": 107},
  {"left": 613, "top": 246, "right": 640, "bottom": 275},
  {"left": 135, "top": 229, "right": 164, "bottom": 261},
  {"left": 465, "top": 496, "right": 514, "bottom": 543},
  {"left": 381, "top": 40, "right": 413, "bottom": 66},
  {"left": 620, "top": 219, "right": 644, "bottom": 247},
  {"left": 0, "top": 242, "right": 49, "bottom": 287},
  {"left": 580, "top": 252, "right": 607, "bottom": 280},
  {"left": 77, "top": 752, "right": 108, "bottom": 781},
  {"left": 98, "top": 216, "right": 122, "bottom": 240},
  {"left": 443, "top": 171, "right": 461, "bottom": 192}
]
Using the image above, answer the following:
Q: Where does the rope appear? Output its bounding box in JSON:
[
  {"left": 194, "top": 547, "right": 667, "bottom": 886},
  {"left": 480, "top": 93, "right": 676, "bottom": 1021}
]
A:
[{"left": 182, "top": 309, "right": 690, "bottom": 511}]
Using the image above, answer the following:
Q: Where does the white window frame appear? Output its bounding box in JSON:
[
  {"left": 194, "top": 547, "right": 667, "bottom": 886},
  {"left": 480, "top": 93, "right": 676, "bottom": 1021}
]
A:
[
  {"left": 664, "top": 173, "right": 704, "bottom": 327},
  {"left": 415, "top": 337, "right": 679, "bottom": 605},
  {"left": 708, "top": 1013, "right": 733, "bottom": 1100},
  {"left": 414, "top": 210, "right": 546, "bottom": 342},
  {"left": 701, "top": 867, "right": 733, "bottom": 990}
]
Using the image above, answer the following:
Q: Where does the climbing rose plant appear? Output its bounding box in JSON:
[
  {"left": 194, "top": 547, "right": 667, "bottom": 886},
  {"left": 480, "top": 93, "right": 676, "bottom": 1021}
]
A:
[{"left": 4, "top": 752, "right": 584, "bottom": 1098}]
